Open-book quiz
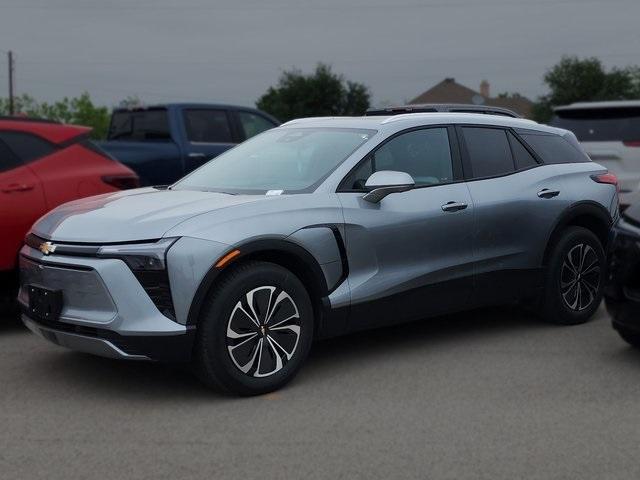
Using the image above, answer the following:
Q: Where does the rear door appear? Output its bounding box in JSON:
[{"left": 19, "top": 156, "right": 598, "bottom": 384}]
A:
[
  {"left": 181, "top": 108, "right": 237, "bottom": 173},
  {"left": 0, "top": 136, "right": 46, "bottom": 271},
  {"left": 458, "top": 125, "right": 571, "bottom": 305},
  {"left": 338, "top": 126, "right": 475, "bottom": 330}
]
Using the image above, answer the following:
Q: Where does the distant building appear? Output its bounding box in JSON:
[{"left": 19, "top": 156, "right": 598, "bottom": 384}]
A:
[{"left": 409, "top": 78, "right": 534, "bottom": 118}]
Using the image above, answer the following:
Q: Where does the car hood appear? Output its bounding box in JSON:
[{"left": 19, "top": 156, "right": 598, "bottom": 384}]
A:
[{"left": 31, "top": 187, "right": 265, "bottom": 243}]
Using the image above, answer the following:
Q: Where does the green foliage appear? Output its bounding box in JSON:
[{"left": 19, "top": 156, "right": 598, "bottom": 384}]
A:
[
  {"left": 533, "top": 56, "right": 640, "bottom": 122},
  {"left": 256, "top": 63, "right": 371, "bottom": 122},
  {"left": 0, "top": 92, "right": 111, "bottom": 139}
]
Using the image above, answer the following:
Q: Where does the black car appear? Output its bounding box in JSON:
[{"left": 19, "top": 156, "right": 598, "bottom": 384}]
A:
[{"left": 605, "top": 203, "right": 640, "bottom": 347}]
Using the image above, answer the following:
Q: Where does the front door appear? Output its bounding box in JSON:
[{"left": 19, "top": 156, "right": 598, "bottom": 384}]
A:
[{"left": 337, "top": 126, "right": 475, "bottom": 331}]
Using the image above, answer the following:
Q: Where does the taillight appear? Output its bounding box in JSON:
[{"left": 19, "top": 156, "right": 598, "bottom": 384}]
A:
[
  {"left": 102, "top": 175, "right": 140, "bottom": 190},
  {"left": 591, "top": 171, "right": 619, "bottom": 193},
  {"left": 623, "top": 141, "right": 640, "bottom": 147}
]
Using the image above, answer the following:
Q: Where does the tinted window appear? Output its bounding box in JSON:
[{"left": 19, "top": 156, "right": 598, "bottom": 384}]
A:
[
  {"left": 550, "top": 107, "right": 640, "bottom": 142},
  {"left": 342, "top": 128, "right": 453, "bottom": 190},
  {"left": 109, "top": 109, "right": 171, "bottom": 141},
  {"left": 520, "top": 133, "right": 589, "bottom": 164},
  {"left": 462, "top": 127, "right": 514, "bottom": 178},
  {"left": 184, "top": 109, "right": 232, "bottom": 143},
  {"left": 0, "top": 131, "right": 56, "bottom": 163},
  {"left": 238, "top": 112, "right": 276, "bottom": 139},
  {"left": 508, "top": 132, "right": 538, "bottom": 170},
  {"left": 0, "top": 140, "right": 21, "bottom": 172}
]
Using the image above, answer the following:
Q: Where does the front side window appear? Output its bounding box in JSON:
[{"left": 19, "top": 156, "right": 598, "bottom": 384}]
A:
[
  {"left": 109, "top": 109, "right": 171, "bottom": 141},
  {"left": 0, "top": 131, "right": 56, "bottom": 163},
  {"left": 238, "top": 112, "right": 276, "bottom": 139},
  {"left": 173, "top": 127, "right": 375, "bottom": 194},
  {"left": 462, "top": 127, "right": 514, "bottom": 178},
  {"left": 342, "top": 127, "right": 453, "bottom": 190},
  {"left": 184, "top": 109, "right": 232, "bottom": 143}
]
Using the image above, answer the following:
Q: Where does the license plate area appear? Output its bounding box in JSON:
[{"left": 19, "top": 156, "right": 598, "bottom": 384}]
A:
[{"left": 28, "top": 285, "right": 63, "bottom": 322}]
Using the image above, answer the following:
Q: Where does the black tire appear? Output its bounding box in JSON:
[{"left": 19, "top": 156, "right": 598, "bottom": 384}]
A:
[
  {"left": 193, "top": 261, "right": 314, "bottom": 396},
  {"left": 617, "top": 327, "right": 640, "bottom": 349},
  {"left": 540, "top": 226, "right": 605, "bottom": 325}
]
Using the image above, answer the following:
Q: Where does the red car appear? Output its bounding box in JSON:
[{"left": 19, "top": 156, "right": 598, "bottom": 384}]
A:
[{"left": 0, "top": 117, "right": 139, "bottom": 298}]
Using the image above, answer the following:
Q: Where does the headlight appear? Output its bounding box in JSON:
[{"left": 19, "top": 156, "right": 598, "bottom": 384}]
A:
[
  {"left": 98, "top": 238, "right": 178, "bottom": 320},
  {"left": 97, "top": 238, "right": 177, "bottom": 270}
]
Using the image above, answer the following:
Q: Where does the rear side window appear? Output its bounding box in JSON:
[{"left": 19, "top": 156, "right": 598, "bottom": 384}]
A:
[
  {"left": 550, "top": 107, "right": 640, "bottom": 142},
  {"left": 0, "top": 139, "right": 22, "bottom": 172},
  {"left": 184, "top": 109, "right": 232, "bottom": 143},
  {"left": 0, "top": 131, "right": 57, "bottom": 163},
  {"left": 462, "top": 127, "right": 514, "bottom": 178},
  {"left": 520, "top": 133, "right": 589, "bottom": 164},
  {"left": 508, "top": 132, "right": 538, "bottom": 169},
  {"left": 109, "top": 109, "right": 171, "bottom": 141},
  {"left": 238, "top": 111, "right": 276, "bottom": 139}
]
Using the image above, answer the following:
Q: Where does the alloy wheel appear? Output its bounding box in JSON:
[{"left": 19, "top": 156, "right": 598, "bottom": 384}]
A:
[
  {"left": 560, "top": 243, "right": 601, "bottom": 311},
  {"left": 226, "top": 286, "right": 301, "bottom": 378}
]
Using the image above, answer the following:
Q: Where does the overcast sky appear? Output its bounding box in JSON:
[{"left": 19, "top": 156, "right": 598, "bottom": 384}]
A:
[{"left": 0, "top": 0, "right": 639, "bottom": 110}]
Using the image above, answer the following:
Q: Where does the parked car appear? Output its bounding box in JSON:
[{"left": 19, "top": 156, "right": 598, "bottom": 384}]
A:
[
  {"left": 366, "top": 103, "right": 520, "bottom": 118},
  {"left": 20, "top": 112, "right": 617, "bottom": 395},
  {"left": 605, "top": 199, "right": 640, "bottom": 347},
  {"left": 550, "top": 101, "right": 640, "bottom": 209},
  {"left": 0, "top": 117, "right": 139, "bottom": 306},
  {"left": 96, "top": 103, "right": 279, "bottom": 186}
]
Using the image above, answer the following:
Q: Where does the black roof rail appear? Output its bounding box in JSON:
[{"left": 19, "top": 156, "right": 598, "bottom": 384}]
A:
[{"left": 365, "top": 103, "right": 521, "bottom": 118}]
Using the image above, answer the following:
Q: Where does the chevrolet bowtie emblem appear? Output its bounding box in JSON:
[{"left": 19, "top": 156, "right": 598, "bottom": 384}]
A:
[{"left": 38, "top": 241, "right": 57, "bottom": 255}]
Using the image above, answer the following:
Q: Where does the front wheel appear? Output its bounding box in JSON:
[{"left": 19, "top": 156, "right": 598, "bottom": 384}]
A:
[
  {"left": 193, "top": 261, "right": 314, "bottom": 396},
  {"left": 540, "top": 226, "right": 605, "bottom": 325},
  {"left": 616, "top": 327, "right": 640, "bottom": 349}
]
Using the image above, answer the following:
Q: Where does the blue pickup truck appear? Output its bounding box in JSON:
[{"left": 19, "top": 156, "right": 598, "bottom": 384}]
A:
[{"left": 97, "top": 103, "right": 279, "bottom": 186}]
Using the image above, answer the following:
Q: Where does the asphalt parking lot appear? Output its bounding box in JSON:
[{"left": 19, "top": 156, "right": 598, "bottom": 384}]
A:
[{"left": 1, "top": 305, "right": 640, "bottom": 480}]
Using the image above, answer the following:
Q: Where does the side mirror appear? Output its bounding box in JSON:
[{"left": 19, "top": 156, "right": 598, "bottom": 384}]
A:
[{"left": 362, "top": 170, "right": 415, "bottom": 203}]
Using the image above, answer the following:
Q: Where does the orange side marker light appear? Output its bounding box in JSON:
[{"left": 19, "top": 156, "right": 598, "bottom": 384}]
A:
[{"left": 215, "top": 249, "right": 241, "bottom": 268}]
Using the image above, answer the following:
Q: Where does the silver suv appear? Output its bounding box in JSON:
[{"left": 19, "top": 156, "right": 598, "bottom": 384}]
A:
[{"left": 20, "top": 113, "right": 618, "bottom": 395}]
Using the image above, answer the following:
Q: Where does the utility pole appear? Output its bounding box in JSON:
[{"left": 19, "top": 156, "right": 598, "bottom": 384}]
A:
[{"left": 7, "top": 50, "right": 14, "bottom": 115}]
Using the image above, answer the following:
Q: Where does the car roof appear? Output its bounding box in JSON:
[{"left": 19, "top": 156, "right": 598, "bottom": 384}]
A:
[
  {"left": 0, "top": 117, "right": 91, "bottom": 144},
  {"left": 555, "top": 100, "right": 640, "bottom": 111},
  {"left": 365, "top": 103, "right": 520, "bottom": 118},
  {"left": 281, "top": 112, "right": 562, "bottom": 135}
]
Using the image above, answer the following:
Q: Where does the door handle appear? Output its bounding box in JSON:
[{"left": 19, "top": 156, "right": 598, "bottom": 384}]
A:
[
  {"left": 441, "top": 201, "right": 468, "bottom": 212},
  {"left": 537, "top": 188, "right": 560, "bottom": 199},
  {"left": 1, "top": 183, "right": 34, "bottom": 193},
  {"left": 188, "top": 153, "right": 207, "bottom": 159}
]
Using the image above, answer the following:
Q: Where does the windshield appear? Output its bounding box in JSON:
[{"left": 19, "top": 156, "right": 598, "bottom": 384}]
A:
[
  {"left": 173, "top": 127, "right": 376, "bottom": 194},
  {"left": 550, "top": 107, "right": 640, "bottom": 142}
]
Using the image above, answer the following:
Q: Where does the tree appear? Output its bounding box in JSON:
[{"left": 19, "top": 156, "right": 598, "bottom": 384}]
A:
[
  {"left": 532, "top": 56, "right": 640, "bottom": 122},
  {"left": 256, "top": 63, "right": 371, "bottom": 122},
  {"left": 0, "top": 92, "right": 111, "bottom": 139}
]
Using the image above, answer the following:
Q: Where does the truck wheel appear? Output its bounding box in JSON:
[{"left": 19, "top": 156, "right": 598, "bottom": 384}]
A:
[{"left": 193, "top": 261, "right": 314, "bottom": 396}]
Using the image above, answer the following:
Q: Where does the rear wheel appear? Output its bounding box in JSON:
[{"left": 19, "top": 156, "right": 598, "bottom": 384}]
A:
[
  {"left": 540, "top": 226, "right": 605, "bottom": 325},
  {"left": 193, "top": 261, "right": 314, "bottom": 396},
  {"left": 616, "top": 327, "right": 640, "bottom": 349}
]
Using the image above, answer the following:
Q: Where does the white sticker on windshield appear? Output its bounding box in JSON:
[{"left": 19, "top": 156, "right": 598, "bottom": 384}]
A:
[{"left": 266, "top": 190, "right": 283, "bottom": 196}]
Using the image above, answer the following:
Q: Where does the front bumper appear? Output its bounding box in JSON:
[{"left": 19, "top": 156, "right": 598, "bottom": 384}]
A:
[
  {"left": 22, "top": 314, "right": 195, "bottom": 361},
  {"left": 18, "top": 244, "right": 196, "bottom": 362}
]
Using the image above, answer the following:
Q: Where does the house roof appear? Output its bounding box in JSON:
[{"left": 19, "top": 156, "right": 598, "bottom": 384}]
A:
[{"left": 409, "top": 78, "right": 534, "bottom": 118}]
